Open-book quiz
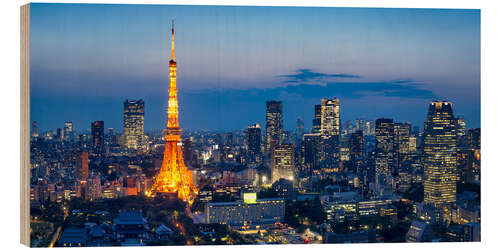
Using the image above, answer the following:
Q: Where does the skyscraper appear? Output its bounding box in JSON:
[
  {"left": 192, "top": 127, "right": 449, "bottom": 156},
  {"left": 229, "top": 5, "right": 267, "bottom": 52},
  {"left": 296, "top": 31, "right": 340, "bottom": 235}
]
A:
[
  {"left": 91, "top": 121, "right": 104, "bottom": 154},
  {"left": 423, "top": 101, "right": 458, "bottom": 207},
  {"left": 467, "top": 128, "right": 480, "bottom": 150},
  {"left": 349, "top": 130, "right": 364, "bottom": 163},
  {"left": 265, "top": 101, "right": 283, "bottom": 154},
  {"left": 271, "top": 144, "right": 295, "bottom": 184},
  {"left": 245, "top": 123, "right": 262, "bottom": 163},
  {"left": 32, "top": 121, "right": 39, "bottom": 138},
  {"left": 63, "top": 121, "right": 73, "bottom": 142},
  {"left": 296, "top": 117, "right": 304, "bottom": 140},
  {"left": 456, "top": 118, "right": 467, "bottom": 148},
  {"left": 76, "top": 150, "right": 89, "bottom": 180},
  {"left": 123, "top": 99, "right": 145, "bottom": 150},
  {"left": 149, "top": 21, "right": 197, "bottom": 204},
  {"left": 319, "top": 98, "right": 341, "bottom": 167},
  {"left": 302, "top": 133, "right": 321, "bottom": 176},
  {"left": 394, "top": 122, "right": 411, "bottom": 169},
  {"left": 355, "top": 118, "right": 366, "bottom": 133},
  {"left": 457, "top": 118, "right": 466, "bottom": 137},
  {"left": 320, "top": 98, "right": 340, "bottom": 137},
  {"left": 375, "top": 118, "right": 395, "bottom": 178},
  {"left": 312, "top": 104, "right": 322, "bottom": 134},
  {"left": 409, "top": 135, "right": 417, "bottom": 153},
  {"left": 107, "top": 127, "right": 115, "bottom": 145}
]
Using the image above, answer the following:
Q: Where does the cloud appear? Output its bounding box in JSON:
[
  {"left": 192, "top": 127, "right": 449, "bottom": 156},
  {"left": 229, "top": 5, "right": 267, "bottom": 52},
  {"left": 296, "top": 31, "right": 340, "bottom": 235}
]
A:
[
  {"left": 277, "top": 69, "right": 361, "bottom": 84},
  {"left": 175, "top": 78, "right": 438, "bottom": 130}
]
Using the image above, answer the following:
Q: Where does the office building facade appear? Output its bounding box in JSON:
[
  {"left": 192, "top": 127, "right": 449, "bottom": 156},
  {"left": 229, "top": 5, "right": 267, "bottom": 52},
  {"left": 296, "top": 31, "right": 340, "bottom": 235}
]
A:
[
  {"left": 423, "top": 101, "right": 458, "bottom": 206},
  {"left": 123, "top": 99, "right": 145, "bottom": 150}
]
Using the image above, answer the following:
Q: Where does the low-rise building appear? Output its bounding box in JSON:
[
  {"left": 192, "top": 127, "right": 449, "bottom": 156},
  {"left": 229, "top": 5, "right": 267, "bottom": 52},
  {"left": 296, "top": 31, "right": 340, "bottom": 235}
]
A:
[
  {"left": 406, "top": 220, "right": 433, "bottom": 242},
  {"left": 113, "top": 210, "right": 150, "bottom": 246},
  {"left": 205, "top": 193, "right": 285, "bottom": 231}
]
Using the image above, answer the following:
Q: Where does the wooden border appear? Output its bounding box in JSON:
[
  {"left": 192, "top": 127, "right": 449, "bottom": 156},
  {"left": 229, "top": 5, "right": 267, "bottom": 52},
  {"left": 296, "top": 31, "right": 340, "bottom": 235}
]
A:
[{"left": 20, "top": 3, "right": 30, "bottom": 247}]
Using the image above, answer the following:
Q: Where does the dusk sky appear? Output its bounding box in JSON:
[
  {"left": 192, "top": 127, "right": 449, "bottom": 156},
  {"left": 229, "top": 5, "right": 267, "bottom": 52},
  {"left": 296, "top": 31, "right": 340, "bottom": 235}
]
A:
[{"left": 30, "top": 3, "right": 480, "bottom": 132}]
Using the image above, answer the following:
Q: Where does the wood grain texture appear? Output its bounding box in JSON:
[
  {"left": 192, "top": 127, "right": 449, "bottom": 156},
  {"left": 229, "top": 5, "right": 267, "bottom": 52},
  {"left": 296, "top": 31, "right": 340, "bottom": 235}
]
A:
[{"left": 20, "top": 3, "right": 30, "bottom": 247}]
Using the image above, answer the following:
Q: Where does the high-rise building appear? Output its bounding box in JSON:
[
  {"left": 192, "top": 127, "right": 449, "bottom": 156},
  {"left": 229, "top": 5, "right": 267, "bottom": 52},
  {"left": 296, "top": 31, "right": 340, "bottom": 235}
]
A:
[
  {"left": 409, "top": 135, "right": 417, "bottom": 153},
  {"left": 56, "top": 128, "right": 62, "bottom": 141},
  {"left": 91, "top": 121, "right": 104, "bottom": 154},
  {"left": 394, "top": 122, "right": 411, "bottom": 169},
  {"left": 271, "top": 144, "right": 295, "bottom": 184},
  {"left": 32, "top": 121, "right": 39, "bottom": 138},
  {"left": 467, "top": 128, "right": 480, "bottom": 150},
  {"left": 394, "top": 123, "right": 411, "bottom": 155},
  {"left": 320, "top": 98, "right": 340, "bottom": 137},
  {"left": 225, "top": 132, "right": 233, "bottom": 148},
  {"left": 296, "top": 117, "right": 304, "bottom": 140},
  {"left": 302, "top": 133, "right": 321, "bottom": 176},
  {"left": 149, "top": 22, "right": 197, "bottom": 204},
  {"left": 245, "top": 123, "right": 262, "bottom": 163},
  {"left": 457, "top": 118, "right": 466, "bottom": 137},
  {"left": 63, "top": 121, "right": 73, "bottom": 142},
  {"left": 265, "top": 101, "right": 283, "bottom": 154},
  {"left": 76, "top": 151, "right": 89, "bottom": 180},
  {"left": 319, "top": 98, "right": 341, "bottom": 167},
  {"left": 367, "top": 120, "right": 375, "bottom": 135},
  {"left": 312, "top": 104, "right": 322, "bottom": 134},
  {"left": 423, "top": 101, "right": 458, "bottom": 207},
  {"left": 355, "top": 119, "right": 366, "bottom": 133},
  {"left": 123, "top": 99, "right": 145, "bottom": 150},
  {"left": 349, "top": 130, "right": 364, "bottom": 162},
  {"left": 107, "top": 127, "right": 115, "bottom": 144},
  {"left": 456, "top": 118, "right": 468, "bottom": 148},
  {"left": 375, "top": 118, "right": 395, "bottom": 178}
]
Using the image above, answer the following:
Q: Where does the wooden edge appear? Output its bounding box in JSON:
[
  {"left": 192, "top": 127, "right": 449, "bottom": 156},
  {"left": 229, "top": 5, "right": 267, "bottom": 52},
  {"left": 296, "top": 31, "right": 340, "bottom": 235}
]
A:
[{"left": 20, "top": 3, "right": 30, "bottom": 247}]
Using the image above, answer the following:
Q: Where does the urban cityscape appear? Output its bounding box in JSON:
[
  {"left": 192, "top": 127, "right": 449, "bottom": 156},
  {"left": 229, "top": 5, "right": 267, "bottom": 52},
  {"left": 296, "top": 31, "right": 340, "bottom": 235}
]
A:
[{"left": 28, "top": 4, "right": 480, "bottom": 248}]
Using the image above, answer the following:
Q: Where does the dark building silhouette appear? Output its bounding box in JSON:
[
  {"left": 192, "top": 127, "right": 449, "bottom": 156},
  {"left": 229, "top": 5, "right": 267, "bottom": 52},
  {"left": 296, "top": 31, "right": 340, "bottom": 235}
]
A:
[
  {"left": 265, "top": 101, "right": 283, "bottom": 154},
  {"left": 312, "top": 104, "right": 322, "bottom": 134},
  {"left": 91, "top": 121, "right": 104, "bottom": 154},
  {"left": 245, "top": 123, "right": 262, "bottom": 163},
  {"left": 296, "top": 117, "right": 304, "bottom": 141},
  {"left": 394, "top": 122, "right": 411, "bottom": 171},
  {"left": 302, "top": 133, "right": 321, "bottom": 176},
  {"left": 76, "top": 150, "right": 89, "bottom": 180},
  {"left": 349, "top": 130, "right": 364, "bottom": 161},
  {"left": 467, "top": 128, "right": 480, "bottom": 150}
]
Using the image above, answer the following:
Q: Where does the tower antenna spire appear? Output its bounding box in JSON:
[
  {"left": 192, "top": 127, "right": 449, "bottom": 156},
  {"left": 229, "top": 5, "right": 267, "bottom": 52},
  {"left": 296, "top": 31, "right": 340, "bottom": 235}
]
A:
[{"left": 171, "top": 19, "right": 175, "bottom": 61}]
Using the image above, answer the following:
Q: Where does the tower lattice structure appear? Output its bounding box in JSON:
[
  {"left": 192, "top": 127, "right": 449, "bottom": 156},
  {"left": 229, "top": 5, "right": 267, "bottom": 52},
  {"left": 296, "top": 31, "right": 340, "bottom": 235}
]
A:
[{"left": 149, "top": 21, "right": 198, "bottom": 204}]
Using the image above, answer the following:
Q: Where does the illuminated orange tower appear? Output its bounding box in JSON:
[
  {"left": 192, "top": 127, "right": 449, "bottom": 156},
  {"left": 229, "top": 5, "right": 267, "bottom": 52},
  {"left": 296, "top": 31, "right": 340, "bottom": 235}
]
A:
[{"left": 149, "top": 21, "right": 198, "bottom": 204}]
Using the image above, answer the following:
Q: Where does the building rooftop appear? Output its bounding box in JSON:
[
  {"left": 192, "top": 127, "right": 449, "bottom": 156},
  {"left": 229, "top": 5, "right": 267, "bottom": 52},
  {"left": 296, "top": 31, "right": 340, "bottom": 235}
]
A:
[
  {"left": 113, "top": 210, "right": 147, "bottom": 225},
  {"left": 207, "top": 198, "right": 284, "bottom": 207},
  {"left": 58, "top": 227, "right": 87, "bottom": 245}
]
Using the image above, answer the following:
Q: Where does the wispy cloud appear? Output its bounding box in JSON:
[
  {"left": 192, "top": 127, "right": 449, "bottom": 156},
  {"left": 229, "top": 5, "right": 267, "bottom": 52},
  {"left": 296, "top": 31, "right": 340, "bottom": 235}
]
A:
[{"left": 277, "top": 69, "right": 361, "bottom": 84}]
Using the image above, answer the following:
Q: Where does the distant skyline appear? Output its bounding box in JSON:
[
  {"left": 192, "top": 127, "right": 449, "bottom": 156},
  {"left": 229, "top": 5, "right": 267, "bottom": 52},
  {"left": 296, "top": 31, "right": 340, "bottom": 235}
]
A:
[{"left": 30, "top": 3, "right": 480, "bottom": 132}]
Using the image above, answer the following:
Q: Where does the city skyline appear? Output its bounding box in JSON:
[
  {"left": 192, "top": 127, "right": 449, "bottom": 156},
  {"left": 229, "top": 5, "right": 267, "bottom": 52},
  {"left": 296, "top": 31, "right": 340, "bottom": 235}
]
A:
[
  {"left": 26, "top": 3, "right": 481, "bottom": 246},
  {"left": 30, "top": 4, "right": 480, "bottom": 131}
]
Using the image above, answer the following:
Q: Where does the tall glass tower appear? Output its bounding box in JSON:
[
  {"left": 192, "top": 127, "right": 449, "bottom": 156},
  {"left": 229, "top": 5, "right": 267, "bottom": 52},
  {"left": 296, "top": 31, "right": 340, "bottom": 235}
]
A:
[
  {"left": 423, "top": 101, "right": 458, "bottom": 206},
  {"left": 265, "top": 100, "right": 283, "bottom": 154},
  {"left": 123, "top": 99, "right": 144, "bottom": 150},
  {"left": 375, "top": 118, "right": 395, "bottom": 178}
]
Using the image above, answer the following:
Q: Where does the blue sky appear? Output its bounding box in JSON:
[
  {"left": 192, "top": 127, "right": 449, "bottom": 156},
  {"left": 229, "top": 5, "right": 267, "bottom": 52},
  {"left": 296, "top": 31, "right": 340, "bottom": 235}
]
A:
[{"left": 30, "top": 3, "right": 480, "bottom": 132}]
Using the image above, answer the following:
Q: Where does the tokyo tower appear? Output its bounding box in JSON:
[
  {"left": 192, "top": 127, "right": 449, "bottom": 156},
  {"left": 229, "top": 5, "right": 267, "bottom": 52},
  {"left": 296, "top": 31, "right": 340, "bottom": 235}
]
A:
[{"left": 148, "top": 21, "right": 198, "bottom": 204}]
